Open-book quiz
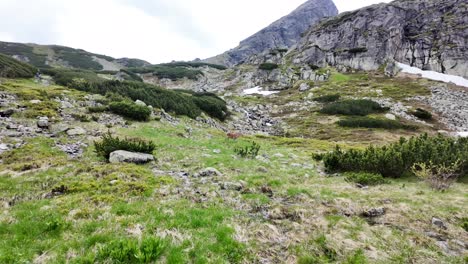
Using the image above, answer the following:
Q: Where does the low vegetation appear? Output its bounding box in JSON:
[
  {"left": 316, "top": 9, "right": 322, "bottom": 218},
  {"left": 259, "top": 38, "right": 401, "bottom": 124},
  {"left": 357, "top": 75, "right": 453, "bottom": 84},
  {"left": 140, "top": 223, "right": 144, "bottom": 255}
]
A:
[
  {"left": 259, "top": 63, "right": 279, "bottom": 71},
  {"left": 109, "top": 101, "right": 151, "bottom": 121},
  {"left": 315, "top": 134, "right": 468, "bottom": 178},
  {"left": 94, "top": 133, "right": 156, "bottom": 160},
  {"left": 234, "top": 141, "right": 261, "bottom": 158},
  {"left": 337, "top": 117, "right": 413, "bottom": 130},
  {"left": 412, "top": 161, "right": 461, "bottom": 191},
  {"left": 0, "top": 53, "right": 37, "bottom": 78},
  {"left": 313, "top": 94, "right": 341, "bottom": 103},
  {"left": 344, "top": 172, "right": 389, "bottom": 186},
  {"left": 412, "top": 108, "right": 432, "bottom": 120},
  {"left": 159, "top": 61, "right": 227, "bottom": 70},
  {"left": 320, "top": 99, "right": 388, "bottom": 116},
  {"left": 96, "top": 236, "right": 166, "bottom": 263},
  {"left": 127, "top": 65, "right": 203, "bottom": 80}
]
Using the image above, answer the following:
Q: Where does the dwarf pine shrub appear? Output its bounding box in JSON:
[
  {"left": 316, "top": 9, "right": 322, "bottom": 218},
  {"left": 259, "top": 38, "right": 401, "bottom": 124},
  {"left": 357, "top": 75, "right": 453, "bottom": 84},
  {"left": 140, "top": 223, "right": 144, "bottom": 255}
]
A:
[
  {"left": 315, "top": 134, "right": 468, "bottom": 178},
  {"left": 259, "top": 63, "right": 279, "bottom": 71},
  {"left": 235, "top": 141, "right": 261, "bottom": 158},
  {"left": 344, "top": 172, "right": 389, "bottom": 186},
  {"left": 320, "top": 99, "right": 388, "bottom": 116},
  {"left": 337, "top": 117, "right": 414, "bottom": 130},
  {"left": 94, "top": 132, "right": 155, "bottom": 160},
  {"left": 412, "top": 108, "right": 432, "bottom": 120},
  {"left": 109, "top": 101, "right": 151, "bottom": 121},
  {"left": 313, "top": 94, "right": 341, "bottom": 103}
]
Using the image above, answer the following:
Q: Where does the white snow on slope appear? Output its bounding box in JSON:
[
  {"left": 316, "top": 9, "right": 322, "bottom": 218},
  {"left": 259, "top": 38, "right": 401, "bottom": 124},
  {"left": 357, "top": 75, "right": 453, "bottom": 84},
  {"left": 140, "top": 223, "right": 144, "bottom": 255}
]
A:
[
  {"left": 458, "top": 132, "right": 468, "bottom": 138},
  {"left": 243, "top": 86, "right": 279, "bottom": 96},
  {"left": 397, "top": 63, "right": 468, "bottom": 88}
]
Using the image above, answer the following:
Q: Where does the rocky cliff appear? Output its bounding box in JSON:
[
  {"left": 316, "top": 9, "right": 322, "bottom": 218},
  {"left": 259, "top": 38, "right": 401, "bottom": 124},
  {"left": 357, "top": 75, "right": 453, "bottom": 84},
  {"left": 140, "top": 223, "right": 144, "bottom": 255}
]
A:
[
  {"left": 204, "top": 0, "right": 338, "bottom": 66},
  {"left": 291, "top": 0, "right": 468, "bottom": 78}
]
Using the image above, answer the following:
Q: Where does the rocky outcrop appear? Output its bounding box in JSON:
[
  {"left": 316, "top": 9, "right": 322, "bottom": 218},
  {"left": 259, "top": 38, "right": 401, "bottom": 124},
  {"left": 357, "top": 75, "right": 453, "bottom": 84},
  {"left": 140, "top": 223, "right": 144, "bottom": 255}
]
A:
[
  {"left": 204, "top": 0, "right": 338, "bottom": 66},
  {"left": 292, "top": 0, "right": 468, "bottom": 78}
]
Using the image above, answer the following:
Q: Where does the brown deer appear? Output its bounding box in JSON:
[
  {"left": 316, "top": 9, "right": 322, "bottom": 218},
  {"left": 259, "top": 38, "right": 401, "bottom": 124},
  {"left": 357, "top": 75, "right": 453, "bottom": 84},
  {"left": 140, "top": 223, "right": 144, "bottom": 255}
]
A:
[{"left": 227, "top": 132, "right": 242, "bottom": 140}]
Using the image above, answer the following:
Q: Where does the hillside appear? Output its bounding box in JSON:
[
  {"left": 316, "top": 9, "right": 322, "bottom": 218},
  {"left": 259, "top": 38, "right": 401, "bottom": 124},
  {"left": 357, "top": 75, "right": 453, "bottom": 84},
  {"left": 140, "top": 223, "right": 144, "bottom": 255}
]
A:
[
  {"left": 290, "top": 0, "right": 468, "bottom": 78},
  {"left": 0, "top": 0, "right": 467, "bottom": 262},
  {"left": 0, "top": 41, "right": 150, "bottom": 71},
  {"left": 204, "top": 0, "right": 338, "bottom": 66}
]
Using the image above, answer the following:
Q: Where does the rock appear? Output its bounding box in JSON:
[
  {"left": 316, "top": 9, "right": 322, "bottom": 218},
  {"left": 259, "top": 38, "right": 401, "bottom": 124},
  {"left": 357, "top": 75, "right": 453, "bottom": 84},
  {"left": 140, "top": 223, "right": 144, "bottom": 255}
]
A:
[
  {"left": 66, "top": 127, "right": 86, "bottom": 136},
  {"left": 29, "top": 99, "right": 41, "bottom": 104},
  {"left": 213, "top": 149, "right": 221, "bottom": 154},
  {"left": 292, "top": 0, "right": 467, "bottom": 78},
  {"left": 431, "top": 217, "right": 447, "bottom": 230},
  {"left": 220, "top": 182, "right": 244, "bottom": 191},
  {"left": 257, "top": 166, "right": 269, "bottom": 173},
  {"left": 299, "top": 83, "right": 311, "bottom": 92},
  {"left": 6, "top": 123, "right": 18, "bottom": 130},
  {"left": 0, "top": 143, "right": 9, "bottom": 154},
  {"left": 61, "top": 101, "right": 74, "bottom": 109},
  {"left": 362, "top": 208, "right": 386, "bottom": 217},
  {"left": 385, "top": 113, "right": 396, "bottom": 120},
  {"left": 0, "top": 109, "right": 15, "bottom": 117},
  {"left": 194, "top": 167, "right": 222, "bottom": 177},
  {"left": 204, "top": 0, "right": 338, "bottom": 66},
  {"left": 109, "top": 150, "right": 155, "bottom": 164},
  {"left": 37, "top": 116, "right": 49, "bottom": 129},
  {"left": 135, "top": 100, "right": 147, "bottom": 106},
  {"left": 384, "top": 60, "right": 400, "bottom": 77}
]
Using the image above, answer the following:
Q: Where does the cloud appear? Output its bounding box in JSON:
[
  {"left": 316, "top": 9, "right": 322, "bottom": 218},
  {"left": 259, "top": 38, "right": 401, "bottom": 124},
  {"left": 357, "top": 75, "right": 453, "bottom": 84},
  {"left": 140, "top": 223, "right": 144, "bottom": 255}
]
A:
[{"left": 0, "top": 0, "right": 392, "bottom": 63}]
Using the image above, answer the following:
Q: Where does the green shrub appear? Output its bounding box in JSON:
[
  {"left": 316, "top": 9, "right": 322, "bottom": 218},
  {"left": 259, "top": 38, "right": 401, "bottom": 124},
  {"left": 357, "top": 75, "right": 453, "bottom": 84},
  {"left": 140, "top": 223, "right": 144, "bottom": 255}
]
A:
[
  {"left": 320, "top": 99, "right": 388, "bottom": 116},
  {"left": 348, "top": 47, "right": 368, "bottom": 54},
  {"left": 344, "top": 249, "right": 368, "bottom": 264},
  {"left": 344, "top": 172, "right": 389, "bottom": 186},
  {"left": 88, "top": 106, "right": 108, "bottom": 113},
  {"left": 462, "top": 218, "right": 468, "bottom": 232},
  {"left": 97, "top": 237, "right": 166, "bottom": 263},
  {"left": 315, "top": 134, "right": 468, "bottom": 178},
  {"left": 158, "top": 61, "right": 227, "bottom": 70},
  {"left": 192, "top": 94, "right": 228, "bottom": 121},
  {"left": 412, "top": 108, "right": 432, "bottom": 120},
  {"left": 0, "top": 53, "right": 37, "bottom": 78},
  {"left": 109, "top": 101, "right": 151, "bottom": 121},
  {"left": 337, "top": 117, "right": 413, "bottom": 130},
  {"left": 313, "top": 94, "right": 341, "bottom": 103},
  {"left": 128, "top": 65, "right": 203, "bottom": 80},
  {"left": 234, "top": 141, "right": 261, "bottom": 158},
  {"left": 412, "top": 161, "right": 461, "bottom": 191},
  {"left": 94, "top": 132, "right": 155, "bottom": 160},
  {"left": 71, "top": 113, "right": 91, "bottom": 122},
  {"left": 259, "top": 63, "right": 279, "bottom": 71}
]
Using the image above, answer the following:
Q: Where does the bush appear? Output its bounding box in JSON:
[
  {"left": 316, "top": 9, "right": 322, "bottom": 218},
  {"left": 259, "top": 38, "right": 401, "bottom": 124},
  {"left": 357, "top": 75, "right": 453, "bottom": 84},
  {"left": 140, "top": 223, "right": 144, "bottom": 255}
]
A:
[
  {"left": 412, "top": 108, "right": 432, "bottom": 120},
  {"left": 192, "top": 94, "right": 228, "bottom": 121},
  {"left": 128, "top": 65, "right": 203, "bottom": 80},
  {"left": 412, "top": 161, "right": 461, "bottom": 191},
  {"left": 97, "top": 237, "right": 166, "bottom": 263},
  {"left": 313, "top": 94, "right": 341, "bottom": 103},
  {"left": 337, "top": 117, "right": 413, "bottom": 130},
  {"left": 259, "top": 63, "right": 279, "bottom": 71},
  {"left": 345, "top": 172, "right": 389, "bottom": 186},
  {"left": 0, "top": 53, "right": 38, "bottom": 78},
  {"left": 109, "top": 101, "right": 151, "bottom": 121},
  {"left": 315, "top": 134, "right": 468, "bottom": 178},
  {"left": 94, "top": 132, "right": 155, "bottom": 160},
  {"left": 88, "top": 106, "right": 108, "bottom": 113},
  {"left": 234, "top": 141, "right": 261, "bottom": 158},
  {"left": 320, "top": 99, "right": 388, "bottom": 116}
]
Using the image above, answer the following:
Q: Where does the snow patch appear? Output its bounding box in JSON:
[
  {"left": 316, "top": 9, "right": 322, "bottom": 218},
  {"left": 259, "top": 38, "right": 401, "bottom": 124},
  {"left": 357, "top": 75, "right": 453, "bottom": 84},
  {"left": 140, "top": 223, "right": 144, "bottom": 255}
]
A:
[
  {"left": 397, "top": 63, "right": 468, "bottom": 88},
  {"left": 457, "top": 132, "right": 468, "bottom": 138},
  {"left": 243, "top": 86, "right": 279, "bottom": 96}
]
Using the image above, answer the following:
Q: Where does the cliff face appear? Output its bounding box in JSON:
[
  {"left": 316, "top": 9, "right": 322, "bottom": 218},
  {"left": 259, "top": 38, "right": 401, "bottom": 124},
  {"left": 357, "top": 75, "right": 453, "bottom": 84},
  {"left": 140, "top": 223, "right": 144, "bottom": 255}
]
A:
[
  {"left": 205, "top": 0, "right": 338, "bottom": 66},
  {"left": 291, "top": 0, "right": 468, "bottom": 78}
]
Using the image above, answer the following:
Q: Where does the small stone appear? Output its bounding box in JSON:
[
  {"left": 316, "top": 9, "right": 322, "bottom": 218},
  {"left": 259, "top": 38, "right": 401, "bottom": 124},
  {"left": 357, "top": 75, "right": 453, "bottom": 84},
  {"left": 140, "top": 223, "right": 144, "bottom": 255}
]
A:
[
  {"left": 220, "top": 182, "right": 244, "bottom": 191},
  {"left": 257, "top": 166, "right": 269, "bottom": 173},
  {"left": 135, "top": 100, "right": 147, "bottom": 106},
  {"left": 195, "top": 167, "right": 222, "bottom": 177},
  {"left": 431, "top": 217, "right": 447, "bottom": 230},
  {"left": 6, "top": 123, "right": 18, "bottom": 130},
  {"left": 0, "top": 109, "right": 15, "bottom": 117},
  {"left": 299, "top": 83, "right": 311, "bottom": 92},
  {"left": 385, "top": 113, "right": 396, "bottom": 120},
  {"left": 29, "top": 99, "right": 41, "bottom": 104},
  {"left": 362, "top": 208, "right": 386, "bottom": 217},
  {"left": 109, "top": 150, "right": 155, "bottom": 164},
  {"left": 213, "top": 149, "right": 221, "bottom": 154}
]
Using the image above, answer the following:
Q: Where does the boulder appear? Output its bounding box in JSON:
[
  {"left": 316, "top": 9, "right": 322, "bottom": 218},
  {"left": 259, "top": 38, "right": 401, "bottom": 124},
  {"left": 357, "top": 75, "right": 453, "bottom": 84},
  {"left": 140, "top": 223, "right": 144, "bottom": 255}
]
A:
[
  {"left": 29, "top": 99, "right": 41, "bottom": 104},
  {"left": 135, "top": 100, "right": 147, "bottom": 107},
  {"left": 0, "top": 109, "right": 15, "bottom": 117},
  {"left": 109, "top": 150, "right": 155, "bottom": 164},
  {"left": 194, "top": 167, "right": 222, "bottom": 177},
  {"left": 431, "top": 217, "right": 447, "bottom": 230},
  {"left": 37, "top": 116, "right": 49, "bottom": 129},
  {"left": 299, "top": 83, "right": 311, "bottom": 92}
]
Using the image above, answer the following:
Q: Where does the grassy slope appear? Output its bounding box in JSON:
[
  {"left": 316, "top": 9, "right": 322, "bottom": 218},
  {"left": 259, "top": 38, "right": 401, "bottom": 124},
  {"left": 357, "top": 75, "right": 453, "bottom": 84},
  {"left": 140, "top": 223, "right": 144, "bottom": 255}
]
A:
[{"left": 0, "top": 79, "right": 466, "bottom": 263}]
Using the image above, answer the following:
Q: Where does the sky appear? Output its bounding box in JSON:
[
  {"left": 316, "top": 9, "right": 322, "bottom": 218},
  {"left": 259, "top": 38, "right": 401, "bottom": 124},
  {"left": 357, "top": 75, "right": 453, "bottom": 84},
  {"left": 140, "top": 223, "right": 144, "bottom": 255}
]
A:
[{"left": 0, "top": 0, "right": 391, "bottom": 63}]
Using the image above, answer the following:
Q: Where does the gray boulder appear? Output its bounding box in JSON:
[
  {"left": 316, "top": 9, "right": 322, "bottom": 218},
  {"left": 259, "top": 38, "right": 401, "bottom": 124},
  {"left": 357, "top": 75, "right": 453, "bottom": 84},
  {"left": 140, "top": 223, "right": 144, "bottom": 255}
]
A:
[
  {"left": 37, "top": 117, "right": 49, "bottom": 129},
  {"left": 109, "top": 150, "right": 155, "bottom": 164},
  {"left": 66, "top": 127, "right": 86, "bottom": 136},
  {"left": 194, "top": 167, "right": 222, "bottom": 177}
]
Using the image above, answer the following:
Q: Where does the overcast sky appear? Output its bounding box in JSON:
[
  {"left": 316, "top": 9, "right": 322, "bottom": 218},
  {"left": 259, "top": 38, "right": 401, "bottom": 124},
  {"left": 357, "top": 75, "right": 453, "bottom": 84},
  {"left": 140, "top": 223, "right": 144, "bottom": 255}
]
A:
[{"left": 0, "top": 0, "right": 391, "bottom": 63}]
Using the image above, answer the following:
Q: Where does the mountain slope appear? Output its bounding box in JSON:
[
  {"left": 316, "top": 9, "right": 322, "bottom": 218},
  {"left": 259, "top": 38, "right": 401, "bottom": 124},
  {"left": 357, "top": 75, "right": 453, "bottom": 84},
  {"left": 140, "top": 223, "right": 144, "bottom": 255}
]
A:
[
  {"left": 204, "top": 0, "right": 338, "bottom": 66},
  {"left": 0, "top": 41, "right": 150, "bottom": 71},
  {"left": 290, "top": 0, "right": 468, "bottom": 78},
  {"left": 0, "top": 53, "right": 37, "bottom": 78}
]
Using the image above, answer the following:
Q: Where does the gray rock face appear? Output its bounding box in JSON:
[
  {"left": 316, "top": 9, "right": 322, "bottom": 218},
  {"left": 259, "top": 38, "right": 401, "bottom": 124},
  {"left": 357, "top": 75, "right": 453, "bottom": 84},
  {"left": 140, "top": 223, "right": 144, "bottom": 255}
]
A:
[
  {"left": 292, "top": 0, "right": 468, "bottom": 78},
  {"left": 205, "top": 0, "right": 338, "bottom": 66},
  {"left": 109, "top": 150, "right": 155, "bottom": 164}
]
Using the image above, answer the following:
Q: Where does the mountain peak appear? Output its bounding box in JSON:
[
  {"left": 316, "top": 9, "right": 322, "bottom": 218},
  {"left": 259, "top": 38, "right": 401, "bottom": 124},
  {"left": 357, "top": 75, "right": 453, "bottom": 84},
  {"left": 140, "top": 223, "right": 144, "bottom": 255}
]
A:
[{"left": 205, "top": 0, "right": 338, "bottom": 66}]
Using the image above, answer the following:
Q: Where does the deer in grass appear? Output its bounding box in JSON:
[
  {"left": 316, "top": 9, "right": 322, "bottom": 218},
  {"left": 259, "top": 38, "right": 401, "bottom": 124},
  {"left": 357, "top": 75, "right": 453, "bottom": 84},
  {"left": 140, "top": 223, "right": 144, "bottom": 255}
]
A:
[{"left": 227, "top": 132, "right": 242, "bottom": 140}]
